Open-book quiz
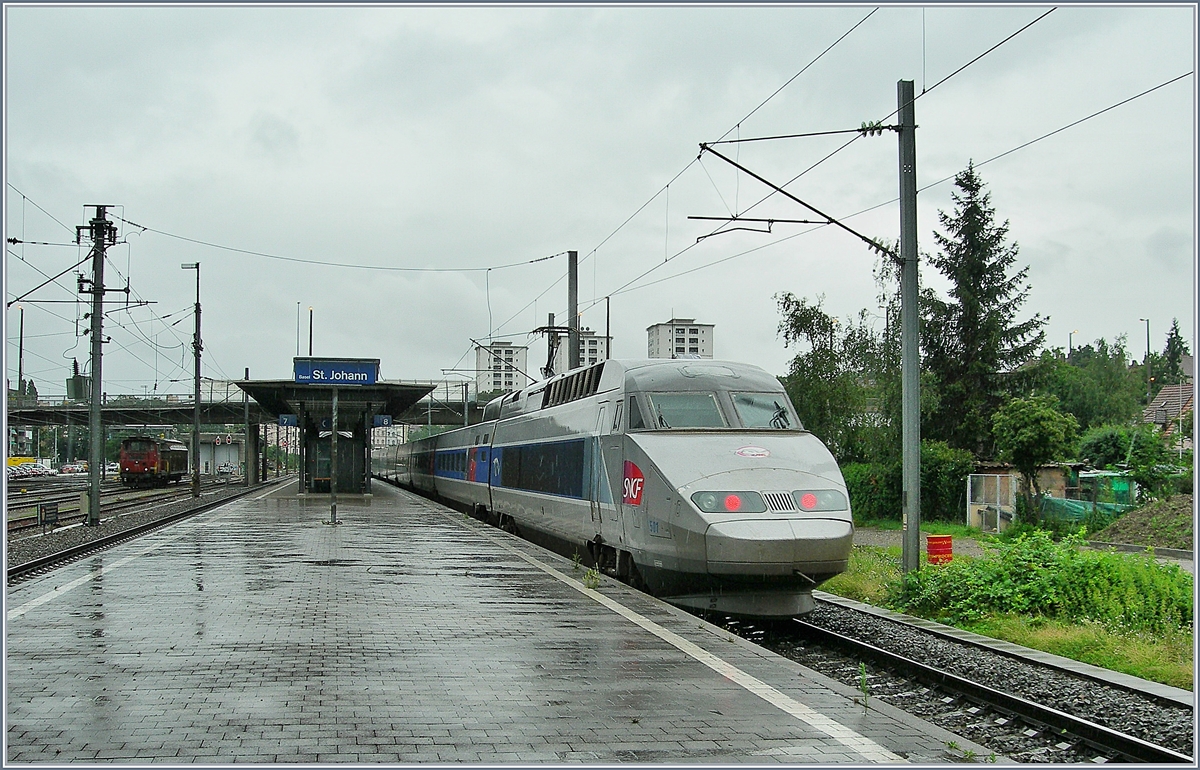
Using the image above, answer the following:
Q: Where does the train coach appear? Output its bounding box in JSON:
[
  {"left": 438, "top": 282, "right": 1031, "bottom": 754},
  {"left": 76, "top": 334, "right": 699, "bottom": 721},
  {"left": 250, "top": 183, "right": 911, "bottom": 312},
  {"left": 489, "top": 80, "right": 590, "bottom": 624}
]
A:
[
  {"left": 119, "top": 436, "right": 189, "bottom": 486},
  {"left": 373, "top": 359, "right": 854, "bottom": 618}
]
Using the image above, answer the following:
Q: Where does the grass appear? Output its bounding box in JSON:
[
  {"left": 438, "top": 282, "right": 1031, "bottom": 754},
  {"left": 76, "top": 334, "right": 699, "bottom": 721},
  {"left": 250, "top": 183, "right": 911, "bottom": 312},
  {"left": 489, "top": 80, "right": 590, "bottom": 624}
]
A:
[
  {"left": 964, "top": 615, "right": 1193, "bottom": 691},
  {"left": 854, "top": 518, "right": 989, "bottom": 539},
  {"left": 820, "top": 542, "right": 1194, "bottom": 690}
]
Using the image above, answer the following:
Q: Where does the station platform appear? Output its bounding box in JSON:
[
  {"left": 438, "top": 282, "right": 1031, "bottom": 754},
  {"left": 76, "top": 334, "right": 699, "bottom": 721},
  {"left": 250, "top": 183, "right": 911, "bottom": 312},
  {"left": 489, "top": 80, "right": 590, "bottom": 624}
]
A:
[{"left": 6, "top": 482, "right": 996, "bottom": 763}]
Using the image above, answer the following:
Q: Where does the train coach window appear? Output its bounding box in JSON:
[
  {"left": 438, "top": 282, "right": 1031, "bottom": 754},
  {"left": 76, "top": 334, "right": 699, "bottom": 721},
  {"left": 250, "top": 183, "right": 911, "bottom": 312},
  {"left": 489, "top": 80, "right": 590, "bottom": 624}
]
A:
[
  {"left": 731, "top": 392, "right": 801, "bottom": 430},
  {"left": 646, "top": 393, "right": 726, "bottom": 429}
]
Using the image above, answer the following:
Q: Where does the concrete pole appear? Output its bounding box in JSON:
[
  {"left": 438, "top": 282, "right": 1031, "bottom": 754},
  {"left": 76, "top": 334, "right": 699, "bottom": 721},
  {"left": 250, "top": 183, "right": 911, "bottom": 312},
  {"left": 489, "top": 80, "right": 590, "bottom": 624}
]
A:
[
  {"left": 548, "top": 313, "right": 556, "bottom": 376},
  {"left": 84, "top": 206, "right": 111, "bottom": 527},
  {"left": 897, "top": 80, "right": 922, "bottom": 573},
  {"left": 606, "top": 296, "right": 611, "bottom": 359},
  {"left": 568, "top": 250, "right": 579, "bottom": 370},
  {"left": 190, "top": 265, "right": 202, "bottom": 497},
  {"left": 243, "top": 368, "right": 250, "bottom": 487},
  {"left": 299, "top": 404, "right": 307, "bottom": 493},
  {"left": 330, "top": 387, "right": 339, "bottom": 524},
  {"left": 17, "top": 305, "right": 24, "bottom": 397},
  {"left": 1139, "top": 318, "right": 1151, "bottom": 404}
]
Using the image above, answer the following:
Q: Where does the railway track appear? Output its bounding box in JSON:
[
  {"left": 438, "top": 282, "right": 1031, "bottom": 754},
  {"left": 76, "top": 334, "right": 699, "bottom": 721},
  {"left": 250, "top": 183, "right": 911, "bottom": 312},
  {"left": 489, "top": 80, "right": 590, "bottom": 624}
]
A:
[
  {"left": 712, "top": 596, "right": 1193, "bottom": 763},
  {"left": 6, "top": 477, "right": 293, "bottom": 584},
  {"left": 6, "top": 477, "right": 239, "bottom": 532}
]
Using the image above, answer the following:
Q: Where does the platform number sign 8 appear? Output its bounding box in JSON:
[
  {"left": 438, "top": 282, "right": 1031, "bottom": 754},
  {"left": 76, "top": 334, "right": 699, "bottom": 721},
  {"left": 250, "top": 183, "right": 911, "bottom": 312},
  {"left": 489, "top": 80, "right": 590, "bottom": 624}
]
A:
[{"left": 623, "top": 461, "right": 644, "bottom": 506}]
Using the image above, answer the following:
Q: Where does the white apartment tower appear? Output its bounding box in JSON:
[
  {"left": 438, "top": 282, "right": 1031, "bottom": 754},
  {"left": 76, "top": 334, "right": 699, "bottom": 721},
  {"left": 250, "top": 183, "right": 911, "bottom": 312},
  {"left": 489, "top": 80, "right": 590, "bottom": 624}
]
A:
[
  {"left": 647, "top": 318, "right": 714, "bottom": 359},
  {"left": 475, "top": 341, "right": 529, "bottom": 395},
  {"left": 551, "top": 327, "right": 609, "bottom": 374}
]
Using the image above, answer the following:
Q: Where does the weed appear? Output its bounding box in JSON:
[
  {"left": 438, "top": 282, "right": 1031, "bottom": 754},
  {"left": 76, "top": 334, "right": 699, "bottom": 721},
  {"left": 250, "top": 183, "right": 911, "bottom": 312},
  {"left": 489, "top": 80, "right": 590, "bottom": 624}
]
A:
[
  {"left": 945, "top": 741, "right": 959, "bottom": 752},
  {"left": 583, "top": 569, "right": 601, "bottom": 590},
  {"left": 858, "top": 662, "right": 870, "bottom": 711},
  {"left": 572, "top": 550, "right": 582, "bottom": 572},
  {"left": 962, "top": 749, "right": 977, "bottom": 762},
  {"left": 821, "top": 537, "right": 1194, "bottom": 690},
  {"left": 889, "top": 530, "right": 1193, "bottom": 634}
]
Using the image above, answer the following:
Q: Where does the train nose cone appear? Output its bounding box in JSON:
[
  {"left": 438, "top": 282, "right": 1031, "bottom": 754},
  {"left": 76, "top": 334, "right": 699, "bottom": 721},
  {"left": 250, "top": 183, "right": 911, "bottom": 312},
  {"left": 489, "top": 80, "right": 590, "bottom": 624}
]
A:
[{"left": 704, "top": 518, "right": 853, "bottom": 574}]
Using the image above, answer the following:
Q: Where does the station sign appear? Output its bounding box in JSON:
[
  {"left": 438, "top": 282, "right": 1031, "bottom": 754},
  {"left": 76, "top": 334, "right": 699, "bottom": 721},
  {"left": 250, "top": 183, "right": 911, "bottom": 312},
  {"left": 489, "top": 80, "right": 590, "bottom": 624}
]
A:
[
  {"left": 373, "top": 415, "right": 393, "bottom": 427},
  {"left": 279, "top": 414, "right": 299, "bottom": 427},
  {"left": 293, "top": 357, "right": 380, "bottom": 386}
]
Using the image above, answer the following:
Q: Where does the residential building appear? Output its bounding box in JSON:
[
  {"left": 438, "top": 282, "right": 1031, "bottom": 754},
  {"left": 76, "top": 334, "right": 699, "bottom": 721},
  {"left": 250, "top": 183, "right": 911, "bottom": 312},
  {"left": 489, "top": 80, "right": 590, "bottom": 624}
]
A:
[
  {"left": 551, "top": 327, "right": 608, "bottom": 373},
  {"left": 370, "top": 424, "right": 409, "bottom": 450},
  {"left": 1143, "top": 383, "right": 1194, "bottom": 451},
  {"left": 647, "top": 318, "right": 714, "bottom": 359},
  {"left": 474, "top": 341, "right": 529, "bottom": 395}
]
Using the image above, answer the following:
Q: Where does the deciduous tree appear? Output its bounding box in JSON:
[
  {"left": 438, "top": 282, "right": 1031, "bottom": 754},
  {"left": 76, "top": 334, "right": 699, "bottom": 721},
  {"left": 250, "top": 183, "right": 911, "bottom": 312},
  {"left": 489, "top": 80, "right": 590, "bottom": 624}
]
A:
[{"left": 992, "top": 393, "right": 1078, "bottom": 514}]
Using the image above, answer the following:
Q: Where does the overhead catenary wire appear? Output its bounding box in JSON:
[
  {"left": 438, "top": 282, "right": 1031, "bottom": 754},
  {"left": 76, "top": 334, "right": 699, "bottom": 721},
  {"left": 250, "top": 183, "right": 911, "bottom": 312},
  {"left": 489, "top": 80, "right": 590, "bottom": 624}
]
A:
[
  {"left": 5, "top": 250, "right": 92, "bottom": 307},
  {"left": 4, "top": 191, "right": 217, "bottom": 392},
  {"left": 110, "top": 214, "right": 567, "bottom": 274},
  {"left": 6, "top": 183, "right": 77, "bottom": 236},
  {"left": 593, "top": 68, "right": 1192, "bottom": 306},
  {"left": 469, "top": 7, "right": 885, "bottom": 357},
  {"left": 581, "top": 5, "right": 1062, "bottom": 315}
]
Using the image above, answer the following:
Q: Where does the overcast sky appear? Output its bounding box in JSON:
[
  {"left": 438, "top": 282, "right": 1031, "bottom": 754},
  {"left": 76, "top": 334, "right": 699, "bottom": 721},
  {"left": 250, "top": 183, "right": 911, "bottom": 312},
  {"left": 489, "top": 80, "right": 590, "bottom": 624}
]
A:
[{"left": 4, "top": 4, "right": 1195, "bottom": 403}]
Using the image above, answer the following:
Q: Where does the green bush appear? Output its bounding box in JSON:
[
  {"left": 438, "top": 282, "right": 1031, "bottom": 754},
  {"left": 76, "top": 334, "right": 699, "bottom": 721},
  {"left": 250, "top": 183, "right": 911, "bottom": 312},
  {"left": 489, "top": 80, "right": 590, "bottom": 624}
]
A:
[
  {"left": 887, "top": 529, "right": 1192, "bottom": 634},
  {"left": 920, "top": 440, "right": 975, "bottom": 522},
  {"left": 1078, "top": 426, "right": 1128, "bottom": 469},
  {"left": 843, "top": 441, "right": 975, "bottom": 524},
  {"left": 843, "top": 461, "right": 901, "bottom": 522}
]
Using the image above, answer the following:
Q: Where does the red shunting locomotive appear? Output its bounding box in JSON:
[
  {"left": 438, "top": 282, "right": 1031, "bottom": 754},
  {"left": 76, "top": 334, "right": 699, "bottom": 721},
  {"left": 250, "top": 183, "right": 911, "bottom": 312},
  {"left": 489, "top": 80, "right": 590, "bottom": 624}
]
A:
[{"left": 119, "top": 436, "right": 189, "bottom": 486}]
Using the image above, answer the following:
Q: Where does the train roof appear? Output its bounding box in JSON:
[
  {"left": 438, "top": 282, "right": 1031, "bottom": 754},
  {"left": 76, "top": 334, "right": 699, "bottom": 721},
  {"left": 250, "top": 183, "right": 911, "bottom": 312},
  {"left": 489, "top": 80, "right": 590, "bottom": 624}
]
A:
[
  {"left": 616, "top": 359, "right": 782, "bottom": 392},
  {"left": 120, "top": 435, "right": 187, "bottom": 447},
  {"left": 483, "top": 359, "right": 783, "bottom": 420}
]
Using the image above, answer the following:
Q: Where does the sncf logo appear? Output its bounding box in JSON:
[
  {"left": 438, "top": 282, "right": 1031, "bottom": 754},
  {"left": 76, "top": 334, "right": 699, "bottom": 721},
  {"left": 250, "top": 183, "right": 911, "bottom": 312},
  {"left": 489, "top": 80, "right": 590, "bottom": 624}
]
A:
[{"left": 623, "top": 461, "right": 645, "bottom": 506}]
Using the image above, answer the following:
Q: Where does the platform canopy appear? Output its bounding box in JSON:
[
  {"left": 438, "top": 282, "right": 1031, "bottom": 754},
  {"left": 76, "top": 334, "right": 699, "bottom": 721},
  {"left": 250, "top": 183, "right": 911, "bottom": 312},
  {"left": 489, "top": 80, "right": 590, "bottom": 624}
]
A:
[
  {"left": 4, "top": 400, "right": 273, "bottom": 428},
  {"left": 234, "top": 380, "right": 435, "bottom": 422}
]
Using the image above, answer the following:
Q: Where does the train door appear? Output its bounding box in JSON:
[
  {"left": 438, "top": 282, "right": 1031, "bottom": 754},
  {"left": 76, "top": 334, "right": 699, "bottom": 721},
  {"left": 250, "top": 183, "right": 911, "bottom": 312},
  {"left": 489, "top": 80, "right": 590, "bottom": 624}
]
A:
[
  {"left": 589, "top": 406, "right": 607, "bottom": 539},
  {"left": 600, "top": 401, "right": 627, "bottom": 547}
]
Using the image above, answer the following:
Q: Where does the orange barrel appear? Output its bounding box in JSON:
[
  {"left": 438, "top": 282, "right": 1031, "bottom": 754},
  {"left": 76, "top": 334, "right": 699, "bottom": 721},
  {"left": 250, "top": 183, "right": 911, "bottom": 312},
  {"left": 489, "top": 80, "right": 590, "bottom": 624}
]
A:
[{"left": 926, "top": 534, "right": 953, "bottom": 565}]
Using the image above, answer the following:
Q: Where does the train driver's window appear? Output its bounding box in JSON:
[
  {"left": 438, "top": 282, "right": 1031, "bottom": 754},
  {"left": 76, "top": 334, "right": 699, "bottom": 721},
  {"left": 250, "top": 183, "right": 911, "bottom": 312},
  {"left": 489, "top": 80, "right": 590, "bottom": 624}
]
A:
[
  {"left": 628, "top": 396, "right": 647, "bottom": 430},
  {"left": 646, "top": 393, "right": 726, "bottom": 428},
  {"left": 731, "top": 392, "right": 802, "bottom": 429}
]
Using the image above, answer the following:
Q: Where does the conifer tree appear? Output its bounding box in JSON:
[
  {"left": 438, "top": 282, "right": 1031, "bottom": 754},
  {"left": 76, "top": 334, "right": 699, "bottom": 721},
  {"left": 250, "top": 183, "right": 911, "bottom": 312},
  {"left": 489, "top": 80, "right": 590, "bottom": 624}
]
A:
[
  {"left": 1160, "top": 318, "right": 1190, "bottom": 386},
  {"left": 922, "top": 162, "right": 1046, "bottom": 458}
]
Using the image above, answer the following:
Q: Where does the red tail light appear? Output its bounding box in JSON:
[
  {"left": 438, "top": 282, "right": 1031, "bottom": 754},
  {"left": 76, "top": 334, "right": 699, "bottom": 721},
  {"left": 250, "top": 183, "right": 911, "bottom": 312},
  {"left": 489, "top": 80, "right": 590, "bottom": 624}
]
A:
[{"left": 723, "top": 494, "right": 743, "bottom": 512}]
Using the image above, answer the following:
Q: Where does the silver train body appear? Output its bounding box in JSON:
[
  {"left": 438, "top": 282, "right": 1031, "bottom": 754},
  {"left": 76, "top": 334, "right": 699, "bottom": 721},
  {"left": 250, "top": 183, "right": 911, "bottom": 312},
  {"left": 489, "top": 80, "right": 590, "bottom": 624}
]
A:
[{"left": 372, "top": 359, "right": 854, "bottom": 617}]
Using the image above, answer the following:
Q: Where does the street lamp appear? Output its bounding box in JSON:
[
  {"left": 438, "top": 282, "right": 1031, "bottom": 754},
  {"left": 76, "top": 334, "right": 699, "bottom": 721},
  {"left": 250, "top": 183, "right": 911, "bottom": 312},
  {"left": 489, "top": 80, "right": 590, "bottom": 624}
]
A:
[
  {"left": 182, "top": 263, "right": 201, "bottom": 498},
  {"left": 1139, "top": 318, "right": 1151, "bottom": 405},
  {"left": 16, "top": 304, "right": 24, "bottom": 399},
  {"left": 1068, "top": 329, "right": 1078, "bottom": 356}
]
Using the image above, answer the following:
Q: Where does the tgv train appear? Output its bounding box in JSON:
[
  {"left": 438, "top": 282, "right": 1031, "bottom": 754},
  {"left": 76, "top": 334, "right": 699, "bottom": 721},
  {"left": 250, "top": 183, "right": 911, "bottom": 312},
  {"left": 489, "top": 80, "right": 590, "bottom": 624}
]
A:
[{"left": 373, "top": 359, "right": 854, "bottom": 617}]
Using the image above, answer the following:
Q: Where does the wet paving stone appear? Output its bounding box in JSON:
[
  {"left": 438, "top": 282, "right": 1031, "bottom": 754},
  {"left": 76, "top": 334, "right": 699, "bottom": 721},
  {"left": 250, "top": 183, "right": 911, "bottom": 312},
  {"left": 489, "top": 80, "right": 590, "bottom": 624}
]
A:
[{"left": 7, "top": 482, "right": 993, "bottom": 763}]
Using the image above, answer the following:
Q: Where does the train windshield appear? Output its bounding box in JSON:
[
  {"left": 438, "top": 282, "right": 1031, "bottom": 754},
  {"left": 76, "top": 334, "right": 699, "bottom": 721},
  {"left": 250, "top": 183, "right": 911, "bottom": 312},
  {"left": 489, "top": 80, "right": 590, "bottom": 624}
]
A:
[
  {"left": 125, "top": 440, "right": 154, "bottom": 452},
  {"left": 645, "top": 393, "right": 727, "bottom": 429},
  {"left": 731, "top": 392, "right": 801, "bottom": 430}
]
